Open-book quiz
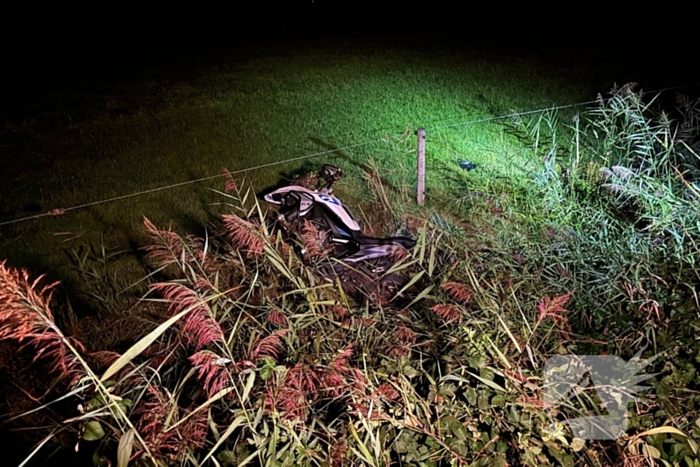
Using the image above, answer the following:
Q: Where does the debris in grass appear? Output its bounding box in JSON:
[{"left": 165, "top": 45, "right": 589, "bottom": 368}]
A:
[{"left": 458, "top": 159, "right": 477, "bottom": 171}]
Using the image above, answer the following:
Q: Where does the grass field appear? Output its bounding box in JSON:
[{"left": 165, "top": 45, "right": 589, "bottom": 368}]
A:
[
  {"left": 0, "top": 39, "right": 609, "bottom": 301},
  {"left": 3, "top": 37, "right": 700, "bottom": 466}
]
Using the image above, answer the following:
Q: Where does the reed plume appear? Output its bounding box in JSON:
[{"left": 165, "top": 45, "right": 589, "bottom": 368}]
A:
[{"left": 0, "top": 261, "right": 85, "bottom": 384}]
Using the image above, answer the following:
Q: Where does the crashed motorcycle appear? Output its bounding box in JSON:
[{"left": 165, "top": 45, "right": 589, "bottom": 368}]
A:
[{"left": 263, "top": 165, "right": 416, "bottom": 303}]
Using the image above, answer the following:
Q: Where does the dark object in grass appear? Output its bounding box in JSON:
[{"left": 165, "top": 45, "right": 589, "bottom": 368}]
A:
[
  {"left": 458, "top": 160, "right": 476, "bottom": 171},
  {"left": 264, "top": 165, "right": 415, "bottom": 304},
  {"left": 321, "top": 261, "right": 409, "bottom": 306}
]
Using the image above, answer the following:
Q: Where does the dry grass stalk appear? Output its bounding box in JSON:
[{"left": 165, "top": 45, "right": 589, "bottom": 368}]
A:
[
  {"left": 222, "top": 168, "right": 238, "bottom": 193},
  {"left": 222, "top": 214, "right": 265, "bottom": 258},
  {"left": 362, "top": 162, "right": 395, "bottom": 218},
  {"left": 301, "top": 220, "right": 329, "bottom": 260},
  {"left": 142, "top": 216, "right": 186, "bottom": 267},
  {"left": 153, "top": 282, "right": 224, "bottom": 350}
]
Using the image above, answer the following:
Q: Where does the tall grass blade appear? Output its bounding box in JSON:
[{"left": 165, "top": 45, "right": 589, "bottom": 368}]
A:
[
  {"left": 18, "top": 431, "right": 60, "bottom": 467},
  {"left": 416, "top": 220, "right": 428, "bottom": 265},
  {"left": 101, "top": 292, "right": 224, "bottom": 381},
  {"left": 264, "top": 246, "right": 302, "bottom": 287},
  {"left": 404, "top": 284, "right": 434, "bottom": 309},
  {"left": 7, "top": 384, "right": 90, "bottom": 422},
  {"left": 349, "top": 422, "right": 376, "bottom": 467},
  {"left": 385, "top": 258, "right": 418, "bottom": 276},
  {"left": 241, "top": 371, "right": 255, "bottom": 404},
  {"left": 486, "top": 335, "right": 512, "bottom": 369},
  {"left": 391, "top": 270, "right": 424, "bottom": 301},
  {"left": 201, "top": 415, "right": 247, "bottom": 464},
  {"left": 428, "top": 238, "right": 438, "bottom": 277},
  {"left": 117, "top": 428, "right": 136, "bottom": 467}
]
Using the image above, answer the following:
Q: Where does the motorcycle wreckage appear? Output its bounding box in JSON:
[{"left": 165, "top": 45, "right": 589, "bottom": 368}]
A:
[{"left": 263, "top": 165, "right": 416, "bottom": 304}]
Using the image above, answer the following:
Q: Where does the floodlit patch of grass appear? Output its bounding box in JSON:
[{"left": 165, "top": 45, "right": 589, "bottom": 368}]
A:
[{"left": 1, "top": 41, "right": 596, "bottom": 294}]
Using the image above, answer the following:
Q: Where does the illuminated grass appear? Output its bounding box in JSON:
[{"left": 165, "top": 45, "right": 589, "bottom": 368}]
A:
[{"left": 0, "top": 40, "right": 599, "bottom": 294}]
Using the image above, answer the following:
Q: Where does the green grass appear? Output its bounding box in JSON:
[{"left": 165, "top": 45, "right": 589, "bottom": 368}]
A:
[{"left": 1, "top": 40, "right": 601, "bottom": 302}]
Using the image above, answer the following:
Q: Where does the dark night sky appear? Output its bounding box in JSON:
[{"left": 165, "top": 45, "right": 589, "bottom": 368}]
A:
[{"left": 1, "top": 2, "right": 695, "bottom": 108}]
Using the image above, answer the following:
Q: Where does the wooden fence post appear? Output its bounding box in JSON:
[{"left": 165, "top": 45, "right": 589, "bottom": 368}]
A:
[{"left": 415, "top": 127, "right": 426, "bottom": 206}]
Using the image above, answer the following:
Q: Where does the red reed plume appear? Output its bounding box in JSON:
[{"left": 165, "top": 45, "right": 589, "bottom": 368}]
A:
[
  {"left": 152, "top": 282, "right": 224, "bottom": 350},
  {"left": 276, "top": 362, "right": 320, "bottom": 421},
  {"left": 222, "top": 214, "right": 265, "bottom": 258},
  {"left": 441, "top": 282, "right": 473, "bottom": 304},
  {"left": 251, "top": 329, "right": 289, "bottom": 362},
  {"left": 0, "top": 261, "right": 85, "bottom": 384},
  {"left": 133, "top": 385, "right": 181, "bottom": 461},
  {"left": 536, "top": 291, "right": 572, "bottom": 327},
  {"left": 272, "top": 344, "right": 367, "bottom": 423},
  {"left": 266, "top": 308, "right": 288, "bottom": 326},
  {"left": 181, "top": 310, "right": 225, "bottom": 351},
  {"left": 394, "top": 325, "right": 417, "bottom": 345},
  {"left": 189, "top": 350, "right": 232, "bottom": 398},
  {"left": 142, "top": 216, "right": 186, "bottom": 268},
  {"left": 375, "top": 381, "right": 400, "bottom": 402},
  {"left": 222, "top": 168, "right": 238, "bottom": 193},
  {"left": 431, "top": 304, "right": 462, "bottom": 323},
  {"left": 142, "top": 216, "right": 210, "bottom": 271},
  {"left": 389, "top": 244, "right": 409, "bottom": 262}
]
